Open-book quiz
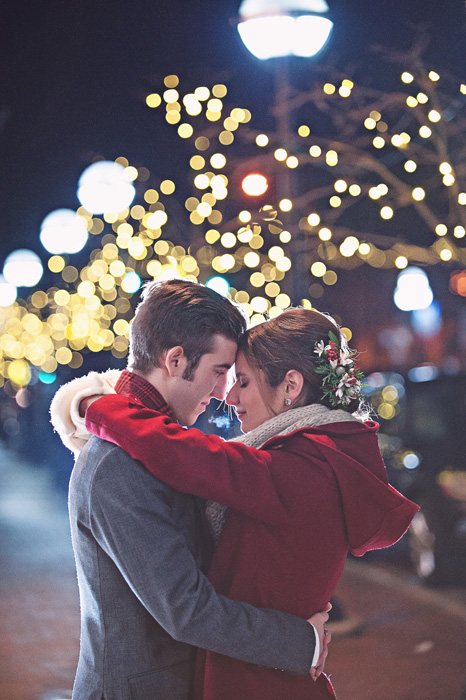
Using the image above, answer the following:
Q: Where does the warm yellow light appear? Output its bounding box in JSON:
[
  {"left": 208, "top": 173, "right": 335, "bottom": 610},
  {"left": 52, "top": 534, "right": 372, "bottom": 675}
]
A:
[
  {"left": 349, "top": 184, "right": 361, "bottom": 196},
  {"left": 454, "top": 226, "right": 465, "bottom": 238},
  {"left": 309, "top": 145, "right": 321, "bottom": 157},
  {"left": 164, "top": 75, "right": 179, "bottom": 88},
  {"left": 329, "top": 196, "right": 341, "bottom": 208},
  {"left": 195, "top": 136, "right": 210, "bottom": 151},
  {"left": 311, "top": 262, "right": 326, "bottom": 277},
  {"left": 274, "top": 148, "right": 287, "bottom": 161},
  {"left": 268, "top": 246, "right": 284, "bottom": 261},
  {"left": 275, "top": 293, "right": 291, "bottom": 309},
  {"left": 146, "top": 93, "right": 161, "bottom": 108},
  {"left": 443, "top": 174, "right": 455, "bottom": 186},
  {"left": 373, "top": 136, "right": 385, "bottom": 149},
  {"left": 318, "top": 227, "right": 332, "bottom": 241},
  {"left": 412, "top": 187, "right": 425, "bottom": 201},
  {"left": 380, "top": 206, "right": 393, "bottom": 219},
  {"left": 461, "top": 84, "right": 466, "bottom": 95},
  {"left": 219, "top": 254, "right": 235, "bottom": 270},
  {"left": 210, "top": 153, "right": 226, "bottom": 169},
  {"left": 419, "top": 125, "right": 432, "bottom": 138},
  {"left": 178, "top": 123, "right": 194, "bottom": 139},
  {"left": 428, "top": 110, "right": 441, "bottom": 122},
  {"left": 54, "top": 290, "right": 70, "bottom": 306},
  {"left": 144, "top": 189, "right": 159, "bottom": 203},
  {"left": 48, "top": 255, "right": 65, "bottom": 273},
  {"left": 404, "top": 160, "right": 417, "bottom": 172},
  {"left": 417, "top": 92, "right": 428, "bottom": 104},
  {"left": 212, "top": 84, "right": 227, "bottom": 98},
  {"left": 391, "top": 134, "right": 403, "bottom": 147},
  {"left": 307, "top": 213, "right": 320, "bottom": 227},
  {"left": 435, "top": 224, "right": 448, "bottom": 236},
  {"left": 241, "top": 173, "right": 268, "bottom": 196},
  {"left": 395, "top": 256, "right": 408, "bottom": 269},
  {"left": 256, "top": 133, "right": 269, "bottom": 147},
  {"left": 109, "top": 260, "right": 126, "bottom": 277},
  {"left": 429, "top": 71, "right": 440, "bottom": 82},
  {"left": 279, "top": 199, "right": 293, "bottom": 212},
  {"left": 190, "top": 155, "right": 205, "bottom": 170},
  {"left": 147, "top": 211, "right": 168, "bottom": 228},
  {"left": 220, "top": 232, "right": 236, "bottom": 248},
  {"left": 193, "top": 174, "right": 209, "bottom": 190},
  {"left": 286, "top": 156, "right": 299, "bottom": 169},
  {"left": 250, "top": 296, "right": 269, "bottom": 314},
  {"left": 440, "top": 249, "right": 452, "bottom": 261},
  {"left": 334, "top": 179, "right": 347, "bottom": 193},
  {"left": 166, "top": 111, "right": 181, "bottom": 124},
  {"left": 406, "top": 96, "right": 418, "bottom": 107},
  {"left": 160, "top": 180, "right": 175, "bottom": 195},
  {"left": 207, "top": 98, "right": 223, "bottom": 112},
  {"left": 323, "top": 83, "right": 335, "bottom": 95},
  {"left": 459, "top": 193, "right": 466, "bottom": 205},
  {"left": 364, "top": 118, "right": 376, "bottom": 129},
  {"left": 326, "top": 150, "right": 338, "bottom": 166},
  {"left": 250, "top": 272, "right": 265, "bottom": 287},
  {"left": 401, "top": 72, "right": 414, "bottom": 83},
  {"left": 358, "top": 243, "right": 371, "bottom": 255},
  {"left": 338, "top": 86, "right": 351, "bottom": 97},
  {"left": 205, "top": 229, "right": 220, "bottom": 244},
  {"left": 265, "top": 282, "right": 280, "bottom": 297},
  {"left": 439, "top": 162, "right": 452, "bottom": 175},
  {"left": 197, "top": 202, "right": 212, "bottom": 217},
  {"left": 238, "top": 210, "right": 252, "bottom": 224},
  {"left": 244, "top": 251, "right": 260, "bottom": 268},
  {"left": 77, "top": 281, "right": 95, "bottom": 298},
  {"left": 223, "top": 117, "right": 238, "bottom": 132},
  {"left": 369, "top": 187, "right": 381, "bottom": 200},
  {"left": 8, "top": 359, "right": 31, "bottom": 386},
  {"left": 298, "top": 125, "right": 310, "bottom": 137},
  {"left": 279, "top": 231, "right": 291, "bottom": 243}
]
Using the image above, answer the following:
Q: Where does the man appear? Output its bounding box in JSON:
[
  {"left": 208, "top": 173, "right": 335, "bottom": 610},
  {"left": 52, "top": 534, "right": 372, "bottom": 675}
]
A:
[{"left": 52, "top": 279, "right": 328, "bottom": 700}]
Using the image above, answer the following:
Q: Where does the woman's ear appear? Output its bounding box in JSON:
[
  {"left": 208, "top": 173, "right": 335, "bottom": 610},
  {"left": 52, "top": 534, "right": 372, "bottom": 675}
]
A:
[
  {"left": 283, "top": 369, "right": 304, "bottom": 403},
  {"left": 164, "top": 346, "right": 188, "bottom": 378}
]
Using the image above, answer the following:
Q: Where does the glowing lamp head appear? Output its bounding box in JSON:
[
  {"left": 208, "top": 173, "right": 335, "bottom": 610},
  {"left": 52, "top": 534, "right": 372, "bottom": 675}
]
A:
[
  {"left": 241, "top": 173, "right": 269, "bottom": 196},
  {"left": 238, "top": 0, "right": 333, "bottom": 60}
]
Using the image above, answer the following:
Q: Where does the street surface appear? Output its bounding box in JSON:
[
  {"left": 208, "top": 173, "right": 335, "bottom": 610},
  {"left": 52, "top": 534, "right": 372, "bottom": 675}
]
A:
[{"left": 1, "top": 445, "right": 465, "bottom": 700}]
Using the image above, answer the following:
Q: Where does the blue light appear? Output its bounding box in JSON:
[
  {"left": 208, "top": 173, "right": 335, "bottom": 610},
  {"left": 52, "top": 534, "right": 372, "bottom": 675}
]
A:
[
  {"left": 408, "top": 365, "right": 439, "bottom": 383},
  {"left": 411, "top": 300, "right": 442, "bottom": 336},
  {"left": 122, "top": 272, "right": 142, "bottom": 294},
  {"left": 206, "top": 276, "right": 230, "bottom": 297},
  {"left": 38, "top": 371, "right": 57, "bottom": 384},
  {"left": 403, "top": 453, "right": 420, "bottom": 470}
]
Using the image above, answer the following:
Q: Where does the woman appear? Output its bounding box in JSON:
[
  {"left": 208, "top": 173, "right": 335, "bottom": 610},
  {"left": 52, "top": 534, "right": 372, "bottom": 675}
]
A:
[{"left": 55, "top": 308, "right": 419, "bottom": 699}]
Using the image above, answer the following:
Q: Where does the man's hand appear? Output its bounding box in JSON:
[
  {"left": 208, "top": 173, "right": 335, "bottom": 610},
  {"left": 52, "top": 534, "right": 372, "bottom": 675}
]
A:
[{"left": 307, "top": 602, "right": 332, "bottom": 680}]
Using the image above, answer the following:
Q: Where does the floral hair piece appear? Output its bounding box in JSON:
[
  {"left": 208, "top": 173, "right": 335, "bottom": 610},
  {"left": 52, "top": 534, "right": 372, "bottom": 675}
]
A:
[{"left": 313, "top": 331, "right": 364, "bottom": 409}]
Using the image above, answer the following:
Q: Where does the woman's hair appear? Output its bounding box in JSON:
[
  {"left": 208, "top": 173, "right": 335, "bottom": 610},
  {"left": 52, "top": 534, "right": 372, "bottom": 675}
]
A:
[
  {"left": 129, "top": 279, "right": 247, "bottom": 379},
  {"left": 238, "top": 307, "right": 360, "bottom": 413}
]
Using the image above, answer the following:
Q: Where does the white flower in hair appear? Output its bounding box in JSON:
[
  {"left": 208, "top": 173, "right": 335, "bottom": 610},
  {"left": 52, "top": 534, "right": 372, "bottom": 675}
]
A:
[{"left": 314, "top": 340, "right": 326, "bottom": 357}]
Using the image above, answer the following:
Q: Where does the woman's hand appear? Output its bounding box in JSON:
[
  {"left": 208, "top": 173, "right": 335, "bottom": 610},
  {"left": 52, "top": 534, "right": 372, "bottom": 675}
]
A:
[
  {"left": 307, "top": 602, "right": 331, "bottom": 680},
  {"left": 79, "top": 395, "right": 101, "bottom": 418}
]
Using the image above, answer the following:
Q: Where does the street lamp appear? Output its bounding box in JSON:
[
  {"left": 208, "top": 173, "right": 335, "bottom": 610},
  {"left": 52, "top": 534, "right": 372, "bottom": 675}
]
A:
[
  {"left": 238, "top": 0, "right": 333, "bottom": 303},
  {"left": 238, "top": 0, "right": 333, "bottom": 60}
]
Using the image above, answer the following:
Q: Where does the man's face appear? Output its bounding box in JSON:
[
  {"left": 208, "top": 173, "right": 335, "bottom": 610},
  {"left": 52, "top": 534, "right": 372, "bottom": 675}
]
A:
[{"left": 169, "top": 333, "right": 238, "bottom": 426}]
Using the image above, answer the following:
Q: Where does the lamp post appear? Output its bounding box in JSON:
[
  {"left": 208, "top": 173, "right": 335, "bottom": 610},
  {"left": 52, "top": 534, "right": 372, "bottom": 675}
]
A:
[{"left": 237, "top": 0, "right": 333, "bottom": 303}]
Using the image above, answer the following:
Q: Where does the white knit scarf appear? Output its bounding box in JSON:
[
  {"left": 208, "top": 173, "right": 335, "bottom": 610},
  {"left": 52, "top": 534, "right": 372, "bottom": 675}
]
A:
[{"left": 205, "top": 404, "right": 360, "bottom": 542}]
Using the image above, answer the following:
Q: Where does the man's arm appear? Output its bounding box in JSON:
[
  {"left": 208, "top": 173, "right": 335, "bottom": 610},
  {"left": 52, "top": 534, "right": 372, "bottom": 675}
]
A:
[{"left": 90, "top": 446, "right": 316, "bottom": 675}]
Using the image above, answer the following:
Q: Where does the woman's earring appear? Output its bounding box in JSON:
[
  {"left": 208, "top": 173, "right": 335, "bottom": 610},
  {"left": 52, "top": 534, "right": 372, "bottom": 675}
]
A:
[{"left": 284, "top": 398, "right": 292, "bottom": 407}]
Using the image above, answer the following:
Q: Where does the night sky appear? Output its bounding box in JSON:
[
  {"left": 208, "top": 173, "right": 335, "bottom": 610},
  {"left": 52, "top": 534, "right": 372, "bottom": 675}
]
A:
[{"left": 1, "top": 0, "right": 464, "bottom": 263}]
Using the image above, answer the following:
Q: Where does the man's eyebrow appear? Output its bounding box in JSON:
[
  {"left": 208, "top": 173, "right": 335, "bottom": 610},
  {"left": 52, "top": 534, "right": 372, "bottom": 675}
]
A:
[{"left": 215, "top": 363, "right": 232, "bottom": 370}]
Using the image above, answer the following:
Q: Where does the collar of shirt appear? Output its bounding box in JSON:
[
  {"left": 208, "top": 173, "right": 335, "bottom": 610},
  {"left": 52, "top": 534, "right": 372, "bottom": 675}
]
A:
[{"left": 115, "top": 369, "right": 175, "bottom": 420}]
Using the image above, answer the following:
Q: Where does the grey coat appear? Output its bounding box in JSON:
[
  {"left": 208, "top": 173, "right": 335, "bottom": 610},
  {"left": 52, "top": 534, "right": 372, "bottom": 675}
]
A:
[{"left": 69, "top": 436, "right": 315, "bottom": 700}]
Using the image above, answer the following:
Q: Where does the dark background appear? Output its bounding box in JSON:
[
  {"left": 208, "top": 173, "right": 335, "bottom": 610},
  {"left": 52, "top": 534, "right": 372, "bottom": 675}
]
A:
[{"left": 0, "top": 0, "right": 464, "bottom": 262}]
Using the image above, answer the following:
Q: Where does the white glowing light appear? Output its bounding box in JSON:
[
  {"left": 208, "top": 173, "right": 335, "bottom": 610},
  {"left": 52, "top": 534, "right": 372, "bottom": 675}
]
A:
[
  {"left": 238, "top": 0, "right": 333, "bottom": 60},
  {"left": 206, "top": 276, "right": 230, "bottom": 297},
  {"left": 393, "top": 267, "right": 434, "bottom": 311},
  {"left": 3, "top": 249, "right": 43, "bottom": 287},
  {"left": 121, "top": 271, "right": 141, "bottom": 294},
  {"left": 77, "top": 161, "right": 136, "bottom": 214},
  {"left": 0, "top": 274, "right": 17, "bottom": 306},
  {"left": 40, "top": 209, "right": 89, "bottom": 254}
]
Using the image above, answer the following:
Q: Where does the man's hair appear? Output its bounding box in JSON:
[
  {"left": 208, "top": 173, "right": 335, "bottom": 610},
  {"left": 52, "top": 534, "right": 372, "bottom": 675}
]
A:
[{"left": 128, "top": 279, "right": 247, "bottom": 379}]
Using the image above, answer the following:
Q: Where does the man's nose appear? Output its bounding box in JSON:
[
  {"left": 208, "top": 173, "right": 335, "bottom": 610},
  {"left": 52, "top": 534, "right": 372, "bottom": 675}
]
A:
[{"left": 211, "top": 374, "right": 228, "bottom": 400}]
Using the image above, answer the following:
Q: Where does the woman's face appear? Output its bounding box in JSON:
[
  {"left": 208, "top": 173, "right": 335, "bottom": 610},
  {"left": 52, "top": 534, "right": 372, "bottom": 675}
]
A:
[{"left": 226, "top": 350, "right": 281, "bottom": 432}]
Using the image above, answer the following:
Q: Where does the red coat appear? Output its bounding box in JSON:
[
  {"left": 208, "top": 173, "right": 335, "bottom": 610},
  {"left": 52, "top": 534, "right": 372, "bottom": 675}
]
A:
[{"left": 86, "top": 396, "right": 419, "bottom": 700}]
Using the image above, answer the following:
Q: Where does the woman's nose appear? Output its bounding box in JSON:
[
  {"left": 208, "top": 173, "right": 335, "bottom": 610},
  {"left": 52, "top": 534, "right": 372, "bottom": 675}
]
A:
[{"left": 226, "top": 384, "right": 238, "bottom": 406}]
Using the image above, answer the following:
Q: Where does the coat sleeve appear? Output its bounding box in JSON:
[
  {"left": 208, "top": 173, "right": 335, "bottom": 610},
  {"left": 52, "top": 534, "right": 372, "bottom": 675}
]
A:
[
  {"left": 86, "top": 394, "right": 290, "bottom": 523},
  {"left": 90, "top": 448, "right": 315, "bottom": 674}
]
